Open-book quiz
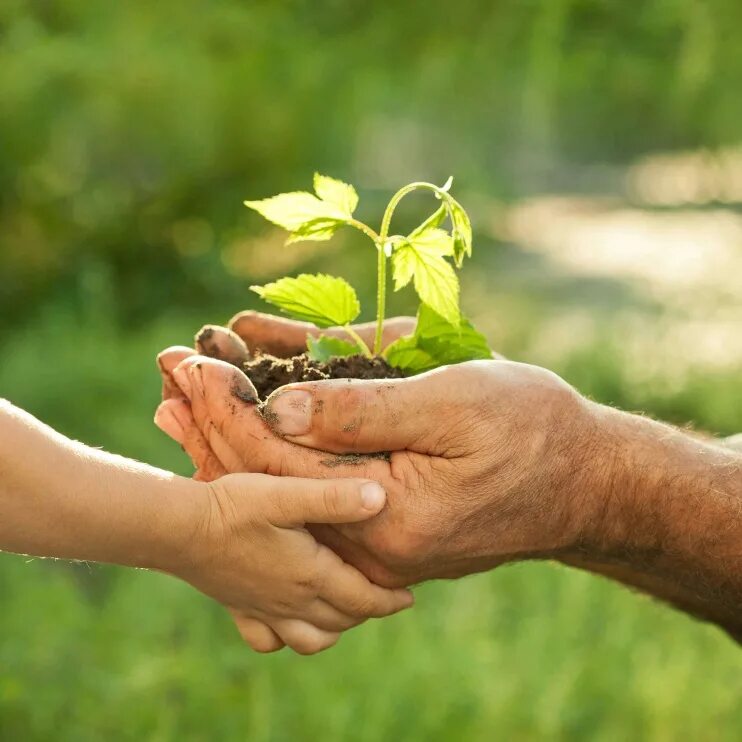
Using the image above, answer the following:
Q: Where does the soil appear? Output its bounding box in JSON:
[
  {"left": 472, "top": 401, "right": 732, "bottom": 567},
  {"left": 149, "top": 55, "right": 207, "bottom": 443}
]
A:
[{"left": 241, "top": 353, "right": 404, "bottom": 400}]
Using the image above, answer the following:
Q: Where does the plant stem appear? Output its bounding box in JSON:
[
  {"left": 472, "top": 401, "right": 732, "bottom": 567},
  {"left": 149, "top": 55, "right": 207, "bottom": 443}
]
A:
[
  {"left": 374, "top": 181, "right": 450, "bottom": 354},
  {"left": 343, "top": 325, "right": 373, "bottom": 358},
  {"left": 347, "top": 217, "right": 387, "bottom": 355},
  {"left": 347, "top": 218, "right": 381, "bottom": 244},
  {"left": 373, "top": 243, "right": 387, "bottom": 355}
]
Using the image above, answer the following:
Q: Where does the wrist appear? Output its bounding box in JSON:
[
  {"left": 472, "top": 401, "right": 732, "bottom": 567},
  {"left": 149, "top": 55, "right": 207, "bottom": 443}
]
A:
[
  {"left": 528, "top": 390, "right": 614, "bottom": 556},
  {"left": 572, "top": 402, "right": 742, "bottom": 566},
  {"left": 136, "top": 475, "right": 213, "bottom": 574}
]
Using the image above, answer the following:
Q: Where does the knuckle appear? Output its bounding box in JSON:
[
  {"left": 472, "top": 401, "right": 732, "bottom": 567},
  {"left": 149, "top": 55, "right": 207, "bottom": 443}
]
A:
[
  {"left": 273, "top": 489, "right": 296, "bottom": 524},
  {"left": 347, "top": 594, "right": 375, "bottom": 617},
  {"left": 294, "top": 574, "right": 319, "bottom": 596},
  {"left": 321, "top": 481, "right": 348, "bottom": 518}
]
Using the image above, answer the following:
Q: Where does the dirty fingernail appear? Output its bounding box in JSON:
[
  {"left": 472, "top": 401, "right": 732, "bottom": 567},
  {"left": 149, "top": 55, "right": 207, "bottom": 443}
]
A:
[
  {"left": 361, "top": 482, "right": 386, "bottom": 511},
  {"left": 267, "top": 390, "right": 312, "bottom": 435},
  {"left": 155, "top": 405, "right": 185, "bottom": 444}
]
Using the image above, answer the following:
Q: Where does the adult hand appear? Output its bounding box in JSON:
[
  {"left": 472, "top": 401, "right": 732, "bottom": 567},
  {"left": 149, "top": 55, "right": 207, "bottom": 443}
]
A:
[
  {"left": 155, "top": 314, "right": 742, "bottom": 640},
  {"left": 156, "top": 351, "right": 594, "bottom": 587},
  {"left": 156, "top": 312, "right": 417, "bottom": 481}
]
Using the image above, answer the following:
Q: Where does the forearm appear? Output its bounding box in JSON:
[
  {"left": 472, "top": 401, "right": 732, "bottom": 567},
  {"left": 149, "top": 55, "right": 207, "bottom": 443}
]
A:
[
  {"left": 722, "top": 433, "right": 742, "bottom": 453},
  {"left": 0, "top": 399, "right": 204, "bottom": 570},
  {"left": 570, "top": 403, "right": 742, "bottom": 638}
]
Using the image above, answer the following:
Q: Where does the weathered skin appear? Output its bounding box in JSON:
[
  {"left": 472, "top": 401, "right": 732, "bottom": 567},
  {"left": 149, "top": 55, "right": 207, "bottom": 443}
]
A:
[{"left": 156, "top": 312, "right": 742, "bottom": 644}]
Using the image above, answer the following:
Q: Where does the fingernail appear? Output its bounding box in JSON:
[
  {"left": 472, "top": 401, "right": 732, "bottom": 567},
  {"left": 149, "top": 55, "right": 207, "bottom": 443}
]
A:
[
  {"left": 361, "top": 482, "right": 386, "bottom": 511},
  {"left": 267, "top": 390, "right": 312, "bottom": 436},
  {"left": 155, "top": 405, "right": 185, "bottom": 444},
  {"left": 189, "top": 364, "right": 205, "bottom": 398}
]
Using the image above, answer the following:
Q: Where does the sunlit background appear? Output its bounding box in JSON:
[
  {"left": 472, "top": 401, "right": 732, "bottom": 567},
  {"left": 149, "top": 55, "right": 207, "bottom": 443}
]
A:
[{"left": 1, "top": 2, "right": 741, "bottom": 739}]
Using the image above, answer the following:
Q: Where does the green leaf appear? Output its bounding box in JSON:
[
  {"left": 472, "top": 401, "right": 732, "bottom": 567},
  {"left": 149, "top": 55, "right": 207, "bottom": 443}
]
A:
[
  {"left": 448, "top": 198, "right": 472, "bottom": 267},
  {"left": 383, "top": 335, "right": 438, "bottom": 374},
  {"left": 415, "top": 304, "right": 491, "bottom": 363},
  {"left": 409, "top": 204, "right": 447, "bottom": 238},
  {"left": 244, "top": 175, "right": 360, "bottom": 244},
  {"left": 391, "top": 228, "right": 459, "bottom": 326},
  {"left": 244, "top": 192, "right": 347, "bottom": 230},
  {"left": 313, "top": 173, "right": 358, "bottom": 216},
  {"left": 250, "top": 273, "right": 360, "bottom": 327},
  {"left": 384, "top": 304, "right": 492, "bottom": 374},
  {"left": 285, "top": 218, "right": 341, "bottom": 244},
  {"left": 306, "top": 334, "right": 361, "bottom": 362}
]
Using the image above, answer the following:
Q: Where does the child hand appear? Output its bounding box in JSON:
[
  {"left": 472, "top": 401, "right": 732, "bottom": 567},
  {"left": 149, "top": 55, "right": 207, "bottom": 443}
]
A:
[{"left": 174, "top": 473, "right": 414, "bottom": 655}]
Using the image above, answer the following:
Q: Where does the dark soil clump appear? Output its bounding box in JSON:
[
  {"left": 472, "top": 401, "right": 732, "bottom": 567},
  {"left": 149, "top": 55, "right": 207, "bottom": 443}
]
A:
[{"left": 242, "top": 353, "right": 403, "bottom": 399}]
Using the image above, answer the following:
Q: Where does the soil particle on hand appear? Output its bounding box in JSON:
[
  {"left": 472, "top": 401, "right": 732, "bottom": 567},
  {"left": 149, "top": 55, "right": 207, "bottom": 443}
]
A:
[
  {"left": 230, "top": 382, "right": 258, "bottom": 405},
  {"left": 320, "top": 452, "right": 391, "bottom": 468},
  {"left": 257, "top": 402, "right": 280, "bottom": 430},
  {"left": 242, "top": 353, "right": 403, "bottom": 400}
]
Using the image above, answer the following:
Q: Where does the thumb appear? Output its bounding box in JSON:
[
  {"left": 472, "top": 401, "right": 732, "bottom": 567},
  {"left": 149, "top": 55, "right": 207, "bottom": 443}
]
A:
[
  {"left": 262, "top": 370, "right": 453, "bottom": 454},
  {"left": 261, "top": 476, "right": 388, "bottom": 527}
]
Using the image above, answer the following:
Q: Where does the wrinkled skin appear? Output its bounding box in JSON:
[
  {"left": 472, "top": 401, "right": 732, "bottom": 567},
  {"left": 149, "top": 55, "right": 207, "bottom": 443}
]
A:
[
  {"left": 156, "top": 312, "right": 742, "bottom": 643},
  {"left": 155, "top": 312, "right": 595, "bottom": 590}
]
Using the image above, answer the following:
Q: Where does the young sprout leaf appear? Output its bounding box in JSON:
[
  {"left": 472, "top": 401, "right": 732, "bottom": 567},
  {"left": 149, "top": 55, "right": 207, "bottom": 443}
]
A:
[
  {"left": 244, "top": 175, "right": 485, "bottom": 373},
  {"left": 306, "top": 334, "right": 361, "bottom": 362},
  {"left": 384, "top": 304, "right": 492, "bottom": 374},
  {"left": 313, "top": 173, "right": 358, "bottom": 216},
  {"left": 251, "top": 273, "right": 360, "bottom": 327},
  {"left": 448, "top": 198, "right": 472, "bottom": 267},
  {"left": 414, "top": 304, "right": 491, "bottom": 362},
  {"left": 409, "top": 203, "right": 447, "bottom": 238},
  {"left": 391, "top": 228, "right": 459, "bottom": 326},
  {"left": 245, "top": 174, "right": 358, "bottom": 244},
  {"left": 244, "top": 192, "right": 345, "bottom": 230},
  {"left": 383, "top": 334, "right": 438, "bottom": 374},
  {"left": 285, "top": 218, "right": 342, "bottom": 244}
]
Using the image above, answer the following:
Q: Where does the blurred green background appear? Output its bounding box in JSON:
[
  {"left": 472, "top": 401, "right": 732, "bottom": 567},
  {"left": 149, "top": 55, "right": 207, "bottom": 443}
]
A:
[{"left": 1, "top": 1, "right": 741, "bottom": 739}]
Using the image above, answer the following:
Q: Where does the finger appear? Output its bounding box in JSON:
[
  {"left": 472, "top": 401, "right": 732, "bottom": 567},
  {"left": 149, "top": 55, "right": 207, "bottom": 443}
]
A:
[
  {"left": 195, "top": 325, "right": 250, "bottom": 366},
  {"left": 155, "top": 398, "right": 228, "bottom": 480},
  {"left": 176, "top": 361, "right": 252, "bottom": 474},
  {"left": 228, "top": 311, "right": 416, "bottom": 357},
  {"left": 254, "top": 475, "right": 387, "bottom": 527},
  {"left": 269, "top": 618, "right": 341, "bottom": 655},
  {"left": 175, "top": 356, "right": 279, "bottom": 474},
  {"left": 309, "top": 524, "right": 405, "bottom": 589},
  {"left": 316, "top": 547, "right": 414, "bottom": 618},
  {"left": 261, "top": 366, "right": 473, "bottom": 454},
  {"left": 154, "top": 399, "right": 186, "bottom": 445},
  {"left": 177, "top": 355, "right": 389, "bottom": 481},
  {"left": 301, "top": 599, "right": 365, "bottom": 632},
  {"left": 231, "top": 613, "right": 285, "bottom": 653},
  {"left": 157, "top": 346, "right": 196, "bottom": 401}
]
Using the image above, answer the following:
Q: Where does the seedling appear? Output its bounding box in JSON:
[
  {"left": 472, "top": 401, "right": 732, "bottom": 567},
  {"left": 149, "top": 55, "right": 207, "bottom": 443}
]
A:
[{"left": 244, "top": 174, "right": 492, "bottom": 374}]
